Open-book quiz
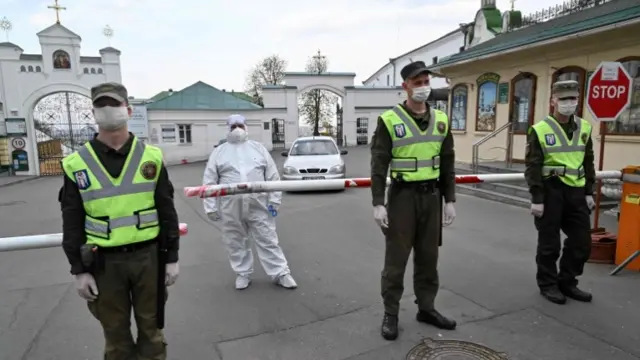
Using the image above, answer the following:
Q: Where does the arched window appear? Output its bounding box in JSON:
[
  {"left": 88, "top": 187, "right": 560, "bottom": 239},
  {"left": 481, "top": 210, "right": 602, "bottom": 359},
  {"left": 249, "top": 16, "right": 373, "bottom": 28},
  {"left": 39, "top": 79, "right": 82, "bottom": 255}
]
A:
[
  {"left": 83, "top": 67, "right": 89, "bottom": 74},
  {"left": 550, "top": 66, "right": 586, "bottom": 117},
  {"left": 606, "top": 56, "right": 640, "bottom": 135},
  {"left": 20, "top": 65, "right": 26, "bottom": 72},
  {"left": 450, "top": 84, "right": 468, "bottom": 131},
  {"left": 97, "top": 68, "right": 103, "bottom": 74},
  {"left": 509, "top": 73, "right": 537, "bottom": 134},
  {"left": 35, "top": 66, "right": 41, "bottom": 72},
  {"left": 90, "top": 68, "right": 96, "bottom": 74},
  {"left": 27, "top": 65, "right": 33, "bottom": 72},
  {"left": 475, "top": 73, "right": 500, "bottom": 131}
]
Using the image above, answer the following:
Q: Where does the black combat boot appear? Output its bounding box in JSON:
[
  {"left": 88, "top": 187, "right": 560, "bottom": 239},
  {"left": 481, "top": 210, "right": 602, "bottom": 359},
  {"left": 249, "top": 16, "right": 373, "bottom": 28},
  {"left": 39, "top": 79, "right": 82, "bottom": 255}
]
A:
[
  {"left": 559, "top": 285, "right": 592, "bottom": 302},
  {"left": 540, "top": 286, "right": 567, "bottom": 304},
  {"left": 381, "top": 313, "right": 399, "bottom": 340},
  {"left": 416, "top": 309, "right": 456, "bottom": 330}
]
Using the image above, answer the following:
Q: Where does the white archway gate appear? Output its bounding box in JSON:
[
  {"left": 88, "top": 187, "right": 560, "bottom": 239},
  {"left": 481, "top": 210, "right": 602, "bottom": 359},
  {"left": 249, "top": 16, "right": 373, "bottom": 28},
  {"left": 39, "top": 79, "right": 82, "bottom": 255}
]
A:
[{"left": 261, "top": 72, "right": 406, "bottom": 149}]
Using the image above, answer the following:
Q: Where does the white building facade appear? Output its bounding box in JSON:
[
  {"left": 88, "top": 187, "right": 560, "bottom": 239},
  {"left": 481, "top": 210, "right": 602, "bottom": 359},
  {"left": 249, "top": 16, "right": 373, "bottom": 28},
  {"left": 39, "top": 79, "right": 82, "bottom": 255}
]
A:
[{"left": 0, "top": 23, "right": 122, "bottom": 176}]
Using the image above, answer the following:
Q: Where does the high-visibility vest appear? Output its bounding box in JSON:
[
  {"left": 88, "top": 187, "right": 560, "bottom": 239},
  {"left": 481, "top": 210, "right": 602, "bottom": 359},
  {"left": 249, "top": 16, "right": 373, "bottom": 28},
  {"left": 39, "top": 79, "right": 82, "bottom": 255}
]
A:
[
  {"left": 61, "top": 137, "right": 163, "bottom": 247},
  {"left": 531, "top": 116, "right": 592, "bottom": 187},
  {"left": 381, "top": 105, "right": 449, "bottom": 182}
]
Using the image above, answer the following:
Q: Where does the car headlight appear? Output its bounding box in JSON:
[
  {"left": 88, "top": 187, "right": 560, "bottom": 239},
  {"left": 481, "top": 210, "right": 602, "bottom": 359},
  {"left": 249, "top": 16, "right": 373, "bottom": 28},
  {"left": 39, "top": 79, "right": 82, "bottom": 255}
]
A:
[
  {"left": 283, "top": 166, "right": 298, "bottom": 175},
  {"left": 329, "top": 164, "right": 344, "bottom": 174}
]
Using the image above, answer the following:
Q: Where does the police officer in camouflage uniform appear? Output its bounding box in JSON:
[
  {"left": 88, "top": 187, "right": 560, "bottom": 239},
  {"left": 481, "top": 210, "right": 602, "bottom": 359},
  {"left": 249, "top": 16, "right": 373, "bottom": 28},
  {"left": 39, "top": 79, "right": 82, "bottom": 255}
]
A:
[
  {"left": 525, "top": 80, "right": 596, "bottom": 305},
  {"left": 370, "top": 61, "right": 457, "bottom": 340},
  {"left": 60, "top": 82, "right": 181, "bottom": 359}
]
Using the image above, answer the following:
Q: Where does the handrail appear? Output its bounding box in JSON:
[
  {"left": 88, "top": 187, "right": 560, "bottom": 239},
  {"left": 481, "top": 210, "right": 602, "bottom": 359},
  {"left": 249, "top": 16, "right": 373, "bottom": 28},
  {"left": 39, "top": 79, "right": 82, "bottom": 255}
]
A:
[{"left": 471, "top": 122, "right": 513, "bottom": 174}]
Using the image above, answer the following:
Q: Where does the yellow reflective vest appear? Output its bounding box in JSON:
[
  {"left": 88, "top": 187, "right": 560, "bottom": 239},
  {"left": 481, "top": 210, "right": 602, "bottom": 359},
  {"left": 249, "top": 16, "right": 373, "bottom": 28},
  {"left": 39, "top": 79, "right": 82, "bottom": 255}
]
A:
[
  {"left": 61, "top": 137, "right": 163, "bottom": 247},
  {"left": 381, "top": 105, "right": 449, "bottom": 182},
  {"left": 531, "top": 116, "right": 592, "bottom": 187}
]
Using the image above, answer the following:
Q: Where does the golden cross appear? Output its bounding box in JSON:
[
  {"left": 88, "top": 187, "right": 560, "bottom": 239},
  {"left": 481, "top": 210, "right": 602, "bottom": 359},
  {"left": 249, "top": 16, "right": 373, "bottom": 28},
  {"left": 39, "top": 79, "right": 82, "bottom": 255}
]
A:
[{"left": 48, "top": 0, "right": 66, "bottom": 24}]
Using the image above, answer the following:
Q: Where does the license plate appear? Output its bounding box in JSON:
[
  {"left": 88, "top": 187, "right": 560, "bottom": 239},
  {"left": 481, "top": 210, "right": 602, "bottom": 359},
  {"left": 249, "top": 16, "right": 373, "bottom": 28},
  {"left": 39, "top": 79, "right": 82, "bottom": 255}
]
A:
[{"left": 302, "top": 176, "right": 325, "bottom": 180}]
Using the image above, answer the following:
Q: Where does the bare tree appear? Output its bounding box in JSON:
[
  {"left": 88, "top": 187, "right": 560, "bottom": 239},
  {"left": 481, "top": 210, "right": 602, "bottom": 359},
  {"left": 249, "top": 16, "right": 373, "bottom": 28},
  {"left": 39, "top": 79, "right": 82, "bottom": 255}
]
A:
[
  {"left": 244, "top": 55, "right": 287, "bottom": 106},
  {"left": 298, "top": 50, "right": 338, "bottom": 136}
]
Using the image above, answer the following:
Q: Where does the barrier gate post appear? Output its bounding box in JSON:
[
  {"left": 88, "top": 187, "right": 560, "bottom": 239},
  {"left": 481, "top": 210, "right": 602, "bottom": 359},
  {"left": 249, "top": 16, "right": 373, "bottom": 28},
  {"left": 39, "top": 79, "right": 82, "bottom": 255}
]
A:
[{"left": 610, "top": 166, "right": 640, "bottom": 276}]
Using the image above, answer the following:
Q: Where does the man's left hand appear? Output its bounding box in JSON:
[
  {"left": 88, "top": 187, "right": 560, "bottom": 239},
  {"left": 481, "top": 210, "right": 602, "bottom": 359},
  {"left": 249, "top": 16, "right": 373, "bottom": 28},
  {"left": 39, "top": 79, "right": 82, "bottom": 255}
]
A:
[
  {"left": 585, "top": 196, "right": 595, "bottom": 210},
  {"left": 165, "top": 263, "right": 179, "bottom": 286},
  {"left": 443, "top": 203, "right": 456, "bottom": 227}
]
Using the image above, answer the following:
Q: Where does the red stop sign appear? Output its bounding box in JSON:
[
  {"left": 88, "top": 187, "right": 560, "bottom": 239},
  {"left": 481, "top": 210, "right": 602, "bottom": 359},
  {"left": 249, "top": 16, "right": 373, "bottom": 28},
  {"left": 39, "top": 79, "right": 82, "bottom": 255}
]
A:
[{"left": 586, "top": 61, "right": 632, "bottom": 122}]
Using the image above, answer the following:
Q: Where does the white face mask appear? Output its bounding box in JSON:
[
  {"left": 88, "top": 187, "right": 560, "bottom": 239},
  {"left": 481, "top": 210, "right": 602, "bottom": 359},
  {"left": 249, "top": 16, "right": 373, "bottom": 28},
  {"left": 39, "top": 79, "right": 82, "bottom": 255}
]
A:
[
  {"left": 556, "top": 100, "right": 578, "bottom": 116},
  {"left": 227, "top": 127, "right": 248, "bottom": 143},
  {"left": 93, "top": 106, "right": 129, "bottom": 130},
  {"left": 411, "top": 86, "right": 431, "bottom": 102}
]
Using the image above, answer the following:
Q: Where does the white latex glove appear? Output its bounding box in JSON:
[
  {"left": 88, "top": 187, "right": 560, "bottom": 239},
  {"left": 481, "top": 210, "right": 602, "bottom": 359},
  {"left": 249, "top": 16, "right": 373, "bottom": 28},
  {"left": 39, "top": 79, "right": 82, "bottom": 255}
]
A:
[
  {"left": 373, "top": 205, "right": 388, "bottom": 228},
  {"left": 207, "top": 211, "right": 221, "bottom": 221},
  {"left": 165, "top": 262, "right": 179, "bottom": 286},
  {"left": 443, "top": 202, "right": 456, "bottom": 226},
  {"left": 531, "top": 203, "right": 544, "bottom": 217},
  {"left": 75, "top": 273, "right": 98, "bottom": 301},
  {"left": 585, "top": 196, "right": 595, "bottom": 210}
]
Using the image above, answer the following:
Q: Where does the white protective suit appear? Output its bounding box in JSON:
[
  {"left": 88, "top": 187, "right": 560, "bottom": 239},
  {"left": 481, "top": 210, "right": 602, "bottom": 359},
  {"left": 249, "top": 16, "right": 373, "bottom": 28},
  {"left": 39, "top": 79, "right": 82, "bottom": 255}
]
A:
[{"left": 203, "top": 115, "right": 294, "bottom": 288}]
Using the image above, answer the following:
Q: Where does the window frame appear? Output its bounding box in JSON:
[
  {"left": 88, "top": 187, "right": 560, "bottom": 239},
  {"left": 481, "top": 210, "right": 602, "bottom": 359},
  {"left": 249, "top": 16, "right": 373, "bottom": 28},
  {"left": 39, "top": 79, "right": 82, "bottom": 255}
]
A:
[
  {"left": 508, "top": 72, "right": 537, "bottom": 135},
  {"left": 449, "top": 84, "right": 468, "bottom": 131},
  {"left": 549, "top": 66, "right": 586, "bottom": 117},
  {"left": 604, "top": 56, "right": 640, "bottom": 136},
  {"left": 475, "top": 73, "right": 500, "bottom": 132},
  {"left": 160, "top": 124, "right": 176, "bottom": 143},
  {"left": 177, "top": 124, "right": 192, "bottom": 144}
]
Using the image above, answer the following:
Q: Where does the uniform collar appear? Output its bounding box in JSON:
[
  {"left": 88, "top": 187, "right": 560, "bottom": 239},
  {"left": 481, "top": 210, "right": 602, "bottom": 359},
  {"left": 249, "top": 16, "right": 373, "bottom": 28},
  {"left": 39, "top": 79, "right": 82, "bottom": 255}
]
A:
[{"left": 91, "top": 132, "right": 135, "bottom": 155}]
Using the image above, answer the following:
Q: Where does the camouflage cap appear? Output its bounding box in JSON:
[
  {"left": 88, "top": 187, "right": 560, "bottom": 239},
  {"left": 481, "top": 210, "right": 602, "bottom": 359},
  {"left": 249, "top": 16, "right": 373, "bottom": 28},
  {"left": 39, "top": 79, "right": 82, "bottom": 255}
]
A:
[
  {"left": 91, "top": 82, "right": 128, "bottom": 103},
  {"left": 552, "top": 80, "right": 580, "bottom": 98}
]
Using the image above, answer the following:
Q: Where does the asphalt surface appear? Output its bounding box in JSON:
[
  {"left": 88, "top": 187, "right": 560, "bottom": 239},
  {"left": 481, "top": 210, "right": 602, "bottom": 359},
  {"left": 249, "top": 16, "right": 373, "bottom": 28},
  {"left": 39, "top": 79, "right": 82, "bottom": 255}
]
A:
[{"left": 0, "top": 146, "right": 638, "bottom": 360}]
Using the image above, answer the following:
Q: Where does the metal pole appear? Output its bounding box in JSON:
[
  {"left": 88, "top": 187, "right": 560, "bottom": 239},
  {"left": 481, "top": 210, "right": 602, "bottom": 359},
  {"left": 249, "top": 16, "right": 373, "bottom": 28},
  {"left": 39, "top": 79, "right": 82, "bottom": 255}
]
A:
[
  {"left": 0, "top": 223, "right": 188, "bottom": 252},
  {"left": 184, "top": 171, "right": 623, "bottom": 198},
  {"left": 609, "top": 250, "right": 640, "bottom": 276},
  {"left": 593, "top": 122, "right": 607, "bottom": 229},
  {"left": 65, "top": 92, "right": 75, "bottom": 149}
]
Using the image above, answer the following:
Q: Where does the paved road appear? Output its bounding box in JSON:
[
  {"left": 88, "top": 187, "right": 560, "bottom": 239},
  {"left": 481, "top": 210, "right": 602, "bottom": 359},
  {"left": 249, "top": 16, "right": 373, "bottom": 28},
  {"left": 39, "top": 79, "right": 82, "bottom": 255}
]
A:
[{"left": 0, "top": 147, "right": 638, "bottom": 360}]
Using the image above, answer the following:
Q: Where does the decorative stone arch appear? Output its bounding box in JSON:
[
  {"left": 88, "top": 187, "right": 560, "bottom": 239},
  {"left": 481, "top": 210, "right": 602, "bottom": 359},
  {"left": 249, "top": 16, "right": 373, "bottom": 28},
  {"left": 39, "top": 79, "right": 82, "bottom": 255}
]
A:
[
  {"left": 22, "top": 83, "right": 92, "bottom": 176},
  {"left": 297, "top": 84, "right": 346, "bottom": 98}
]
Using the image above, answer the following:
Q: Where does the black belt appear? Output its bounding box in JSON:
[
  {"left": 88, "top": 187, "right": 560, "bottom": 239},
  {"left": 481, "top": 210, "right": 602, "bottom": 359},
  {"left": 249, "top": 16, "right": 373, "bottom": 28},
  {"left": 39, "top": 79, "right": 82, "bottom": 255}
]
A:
[
  {"left": 99, "top": 239, "right": 157, "bottom": 254},
  {"left": 391, "top": 179, "right": 439, "bottom": 192}
]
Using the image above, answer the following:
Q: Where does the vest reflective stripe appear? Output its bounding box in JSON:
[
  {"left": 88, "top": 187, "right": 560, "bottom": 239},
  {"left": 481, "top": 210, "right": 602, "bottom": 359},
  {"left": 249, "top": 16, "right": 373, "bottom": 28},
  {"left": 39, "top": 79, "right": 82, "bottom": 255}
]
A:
[
  {"left": 390, "top": 157, "right": 440, "bottom": 171},
  {"left": 533, "top": 116, "right": 591, "bottom": 187},
  {"left": 382, "top": 105, "right": 448, "bottom": 182},
  {"left": 77, "top": 141, "right": 155, "bottom": 201},
  {"left": 389, "top": 107, "right": 445, "bottom": 147},
  {"left": 62, "top": 137, "right": 162, "bottom": 247}
]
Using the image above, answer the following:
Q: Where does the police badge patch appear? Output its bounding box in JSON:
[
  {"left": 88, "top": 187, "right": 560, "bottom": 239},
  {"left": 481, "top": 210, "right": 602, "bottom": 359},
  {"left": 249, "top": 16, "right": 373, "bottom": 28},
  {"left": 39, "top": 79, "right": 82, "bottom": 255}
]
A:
[
  {"left": 437, "top": 122, "right": 446, "bottom": 134},
  {"left": 73, "top": 170, "right": 91, "bottom": 190},
  {"left": 581, "top": 132, "right": 588, "bottom": 143},
  {"left": 140, "top": 161, "right": 158, "bottom": 180},
  {"left": 394, "top": 124, "right": 406, "bottom": 138},
  {"left": 545, "top": 134, "right": 556, "bottom": 146}
]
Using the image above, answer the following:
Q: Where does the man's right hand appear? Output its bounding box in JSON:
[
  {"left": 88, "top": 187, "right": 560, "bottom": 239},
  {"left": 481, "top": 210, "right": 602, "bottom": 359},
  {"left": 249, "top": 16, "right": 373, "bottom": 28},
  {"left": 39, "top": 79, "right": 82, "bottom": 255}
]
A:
[
  {"left": 373, "top": 205, "right": 388, "bottom": 228},
  {"left": 530, "top": 203, "right": 544, "bottom": 217},
  {"left": 74, "top": 273, "right": 98, "bottom": 301},
  {"left": 207, "top": 211, "right": 221, "bottom": 221}
]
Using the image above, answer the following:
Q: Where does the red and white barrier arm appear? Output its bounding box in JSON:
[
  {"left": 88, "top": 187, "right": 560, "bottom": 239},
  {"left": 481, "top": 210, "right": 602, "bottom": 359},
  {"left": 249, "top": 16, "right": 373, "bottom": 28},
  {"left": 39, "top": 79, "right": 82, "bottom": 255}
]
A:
[
  {"left": 0, "top": 223, "right": 189, "bottom": 252},
  {"left": 184, "top": 170, "right": 622, "bottom": 198}
]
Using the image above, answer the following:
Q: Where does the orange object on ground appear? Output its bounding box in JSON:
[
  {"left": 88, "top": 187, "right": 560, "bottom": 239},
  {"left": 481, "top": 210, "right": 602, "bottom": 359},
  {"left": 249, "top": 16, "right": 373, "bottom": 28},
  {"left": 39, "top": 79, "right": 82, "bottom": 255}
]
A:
[{"left": 614, "top": 166, "right": 640, "bottom": 271}]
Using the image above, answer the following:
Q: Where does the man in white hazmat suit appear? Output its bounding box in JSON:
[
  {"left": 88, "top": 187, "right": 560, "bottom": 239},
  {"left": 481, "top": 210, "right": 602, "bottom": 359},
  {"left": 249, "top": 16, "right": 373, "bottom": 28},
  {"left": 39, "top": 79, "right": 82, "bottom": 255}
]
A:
[{"left": 203, "top": 114, "right": 298, "bottom": 290}]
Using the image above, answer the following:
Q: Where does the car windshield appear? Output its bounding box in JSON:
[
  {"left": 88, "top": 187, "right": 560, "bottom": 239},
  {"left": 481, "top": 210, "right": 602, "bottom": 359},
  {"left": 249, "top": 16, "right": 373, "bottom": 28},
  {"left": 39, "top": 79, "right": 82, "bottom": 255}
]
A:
[{"left": 290, "top": 140, "right": 338, "bottom": 156}]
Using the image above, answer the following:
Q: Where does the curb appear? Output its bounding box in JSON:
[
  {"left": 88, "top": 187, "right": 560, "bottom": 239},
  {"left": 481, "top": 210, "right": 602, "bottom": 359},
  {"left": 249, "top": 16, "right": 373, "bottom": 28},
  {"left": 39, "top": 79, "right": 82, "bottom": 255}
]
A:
[{"left": 0, "top": 176, "right": 42, "bottom": 189}]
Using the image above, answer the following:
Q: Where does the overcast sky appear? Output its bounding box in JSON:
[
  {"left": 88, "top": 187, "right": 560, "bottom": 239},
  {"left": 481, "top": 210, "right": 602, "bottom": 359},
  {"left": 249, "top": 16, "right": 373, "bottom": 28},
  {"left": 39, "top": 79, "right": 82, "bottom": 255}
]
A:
[{"left": 3, "top": 0, "right": 562, "bottom": 98}]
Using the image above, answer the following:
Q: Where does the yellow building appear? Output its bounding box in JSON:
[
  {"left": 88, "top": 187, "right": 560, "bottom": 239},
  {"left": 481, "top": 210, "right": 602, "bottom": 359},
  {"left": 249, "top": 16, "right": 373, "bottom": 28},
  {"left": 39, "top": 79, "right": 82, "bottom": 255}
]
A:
[{"left": 430, "top": 0, "right": 640, "bottom": 171}]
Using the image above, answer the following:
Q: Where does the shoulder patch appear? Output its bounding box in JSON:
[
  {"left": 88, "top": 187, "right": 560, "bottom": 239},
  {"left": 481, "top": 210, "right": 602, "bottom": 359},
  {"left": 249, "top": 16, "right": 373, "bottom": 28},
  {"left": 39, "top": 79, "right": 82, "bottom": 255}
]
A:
[
  {"left": 437, "top": 121, "right": 446, "bottom": 134},
  {"left": 581, "top": 132, "right": 588, "bottom": 144},
  {"left": 73, "top": 169, "right": 91, "bottom": 190},
  {"left": 140, "top": 161, "right": 158, "bottom": 180},
  {"left": 544, "top": 134, "right": 556, "bottom": 146},
  {"left": 393, "top": 124, "right": 406, "bottom": 138}
]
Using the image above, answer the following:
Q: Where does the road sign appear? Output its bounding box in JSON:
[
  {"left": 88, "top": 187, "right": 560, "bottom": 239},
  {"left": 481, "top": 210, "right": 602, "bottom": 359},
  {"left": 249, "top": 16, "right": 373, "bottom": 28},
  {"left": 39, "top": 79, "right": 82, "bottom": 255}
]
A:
[
  {"left": 11, "top": 137, "right": 26, "bottom": 149},
  {"left": 586, "top": 61, "right": 633, "bottom": 122}
]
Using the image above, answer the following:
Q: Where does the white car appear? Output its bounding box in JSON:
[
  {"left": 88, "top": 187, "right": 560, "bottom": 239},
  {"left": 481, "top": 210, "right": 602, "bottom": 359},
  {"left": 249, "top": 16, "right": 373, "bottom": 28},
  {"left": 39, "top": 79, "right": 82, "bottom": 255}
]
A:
[{"left": 281, "top": 136, "right": 347, "bottom": 181}]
